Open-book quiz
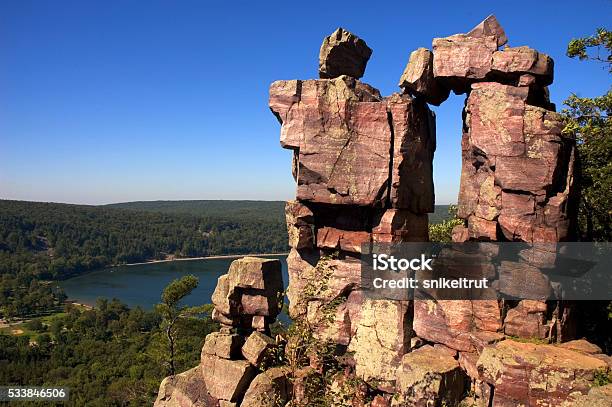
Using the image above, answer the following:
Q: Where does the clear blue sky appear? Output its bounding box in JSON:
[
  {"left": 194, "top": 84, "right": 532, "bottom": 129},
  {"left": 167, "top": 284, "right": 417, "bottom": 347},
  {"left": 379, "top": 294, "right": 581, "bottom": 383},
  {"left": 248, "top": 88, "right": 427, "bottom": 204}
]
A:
[{"left": 0, "top": 0, "right": 610, "bottom": 205}]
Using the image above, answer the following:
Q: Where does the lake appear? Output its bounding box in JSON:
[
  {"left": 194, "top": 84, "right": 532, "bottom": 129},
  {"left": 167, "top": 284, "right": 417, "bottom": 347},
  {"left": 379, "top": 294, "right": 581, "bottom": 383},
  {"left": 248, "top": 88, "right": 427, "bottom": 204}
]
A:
[{"left": 59, "top": 255, "right": 288, "bottom": 310}]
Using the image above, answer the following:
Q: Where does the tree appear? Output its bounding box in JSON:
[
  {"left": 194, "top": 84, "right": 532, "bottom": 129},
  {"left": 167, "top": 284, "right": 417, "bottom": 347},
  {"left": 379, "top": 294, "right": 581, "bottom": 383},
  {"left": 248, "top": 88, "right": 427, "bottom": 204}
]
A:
[
  {"left": 155, "top": 275, "right": 204, "bottom": 376},
  {"left": 562, "top": 28, "right": 612, "bottom": 241}
]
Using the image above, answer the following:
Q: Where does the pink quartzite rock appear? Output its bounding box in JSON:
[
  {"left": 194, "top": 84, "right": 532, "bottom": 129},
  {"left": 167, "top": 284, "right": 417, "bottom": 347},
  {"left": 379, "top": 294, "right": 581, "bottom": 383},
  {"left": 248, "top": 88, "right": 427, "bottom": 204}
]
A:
[
  {"left": 398, "top": 48, "right": 450, "bottom": 105},
  {"left": 285, "top": 200, "right": 314, "bottom": 250},
  {"left": 560, "top": 383, "right": 612, "bottom": 407},
  {"left": 432, "top": 34, "right": 497, "bottom": 93},
  {"left": 348, "top": 298, "right": 413, "bottom": 389},
  {"left": 386, "top": 93, "right": 436, "bottom": 212},
  {"left": 319, "top": 28, "right": 372, "bottom": 79},
  {"left": 241, "top": 366, "right": 292, "bottom": 407},
  {"left": 212, "top": 257, "right": 283, "bottom": 332},
  {"left": 154, "top": 366, "right": 216, "bottom": 407},
  {"left": 467, "top": 14, "right": 508, "bottom": 48},
  {"left": 492, "top": 46, "right": 554, "bottom": 86},
  {"left": 316, "top": 226, "right": 371, "bottom": 253},
  {"left": 372, "top": 209, "right": 429, "bottom": 242},
  {"left": 270, "top": 76, "right": 390, "bottom": 207},
  {"left": 458, "top": 81, "right": 576, "bottom": 243},
  {"left": 392, "top": 345, "right": 467, "bottom": 407},
  {"left": 241, "top": 331, "right": 276, "bottom": 367},
  {"left": 200, "top": 354, "right": 256, "bottom": 402},
  {"left": 270, "top": 76, "right": 436, "bottom": 210},
  {"left": 413, "top": 299, "right": 502, "bottom": 352},
  {"left": 285, "top": 248, "right": 362, "bottom": 320},
  {"left": 477, "top": 340, "right": 609, "bottom": 407},
  {"left": 558, "top": 339, "right": 603, "bottom": 355},
  {"left": 504, "top": 300, "right": 551, "bottom": 340},
  {"left": 202, "top": 332, "right": 244, "bottom": 360},
  {"left": 467, "top": 82, "right": 528, "bottom": 157}
]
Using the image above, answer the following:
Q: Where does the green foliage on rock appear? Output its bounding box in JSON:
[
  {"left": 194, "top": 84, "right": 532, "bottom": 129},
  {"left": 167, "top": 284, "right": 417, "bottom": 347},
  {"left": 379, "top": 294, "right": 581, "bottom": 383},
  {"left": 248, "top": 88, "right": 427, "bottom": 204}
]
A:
[{"left": 429, "top": 205, "right": 464, "bottom": 242}]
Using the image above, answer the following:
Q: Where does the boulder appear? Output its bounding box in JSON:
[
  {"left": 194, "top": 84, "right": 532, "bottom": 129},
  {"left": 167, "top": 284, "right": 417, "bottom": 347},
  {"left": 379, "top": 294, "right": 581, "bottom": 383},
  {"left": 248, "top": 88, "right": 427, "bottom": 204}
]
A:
[
  {"left": 154, "top": 367, "right": 215, "bottom": 407},
  {"left": 392, "top": 345, "right": 467, "bottom": 406},
  {"left": 319, "top": 27, "right": 372, "bottom": 79},
  {"left": 386, "top": 94, "right": 436, "bottom": 212},
  {"left": 560, "top": 383, "right": 612, "bottom": 407},
  {"left": 478, "top": 340, "right": 609, "bottom": 406},
  {"left": 200, "top": 354, "right": 257, "bottom": 402},
  {"left": 212, "top": 257, "right": 284, "bottom": 330},
  {"left": 348, "top": 298, "right": 413, "bottom": 390},
  {"left": 316, "top": 226, "right": 371, "bottom": 253},
  {"left": 413, "top": 299, "right": 474, "bottom": 352},
  {"left": 457, "top": 81, "right": 576, "bottom": 244},
  {"left": 286, "top": 249, "right": 362, "bottom": 320},
  {"left": 467, "top": 14, "right": 508, "bottom": 48},
  {"left": 242, "top": 331, "right": 276, "bottom": 367},
  {"left": 492, "top": 46, "right": 554, "bottom": 86},
  {"left": 413, "top": 299, "right": 502, "bottom": 352},
  {"left": 398, "top": 48, "right": 449, "bottom": 105},
  {"left": 558, "top": 339, "right": 603, "bottom": 355},
  {"left": 372, "top": 209, "right": 429, "bottom": 242},
  {"left": 370, "top": 394, "right": 391, "bottom": 407},
  {"left": 432, "top": 34, "right": 497, "bottom": 93},
  {"left": 285, "top": 200, "right": 314, "bottom": 249},
  {"left": 270, "top": 77, "right": 436, "bottom": 210},
  {"left": 202, "top": 332, "right": 244, "bottom": 360},
  {"left": 467, "top": 216, "right": 498, "bottom": 240},
  {"left": 270, "top": 77, "right": 391, "bottom": 207},
  {"left": 241, "top": 366, "right": 292, "bottom": 407},
  {"left": 466, "top": 82, "right": 528, "bottom": 158},
  {"left": 498, "top": 262, "right": 553, "bottom": 300}
]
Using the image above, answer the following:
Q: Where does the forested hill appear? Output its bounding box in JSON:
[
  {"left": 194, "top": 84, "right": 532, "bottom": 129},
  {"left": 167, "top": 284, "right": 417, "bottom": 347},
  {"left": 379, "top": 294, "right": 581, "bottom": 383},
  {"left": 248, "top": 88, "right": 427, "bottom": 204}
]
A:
[
  {"left": 105, "top": 200, "right": 285, "bottom": 222},
  {"left": 0, "top": 199, "right": 288, "bottom": 276},
  {"left": 106, "top": 200, "right": 451, "bottom": 224}
]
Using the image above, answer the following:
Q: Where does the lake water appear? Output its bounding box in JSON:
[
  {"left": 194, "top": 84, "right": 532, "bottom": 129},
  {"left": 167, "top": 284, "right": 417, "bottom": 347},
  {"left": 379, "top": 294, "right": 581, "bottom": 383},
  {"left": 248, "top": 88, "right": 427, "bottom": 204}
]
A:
[{"left": 59, "top": 255, "right": 288, "bottom": 310}]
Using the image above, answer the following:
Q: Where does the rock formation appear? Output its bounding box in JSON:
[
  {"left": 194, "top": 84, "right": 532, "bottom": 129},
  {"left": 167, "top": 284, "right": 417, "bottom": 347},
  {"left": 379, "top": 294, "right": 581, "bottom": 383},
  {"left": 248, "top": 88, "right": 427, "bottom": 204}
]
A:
[
  {"left": 156, "top": 16, "right": 610, "bottom": 407},
  {"left": 154, "top": 257, "right": 286, "bottom": 406}
]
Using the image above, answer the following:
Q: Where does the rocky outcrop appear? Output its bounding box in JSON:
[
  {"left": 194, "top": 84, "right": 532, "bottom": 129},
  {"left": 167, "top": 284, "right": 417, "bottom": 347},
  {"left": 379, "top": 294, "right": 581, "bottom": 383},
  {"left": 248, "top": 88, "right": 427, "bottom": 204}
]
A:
[
  {"left": 154, "top": 367, "right": 216, "bottom": 407},
  {"left": 399, "top": 48, "right": 449, "bottom": 106},
  {"left": 156, "top": 15, "right": 606, "bottom": 407},
  {"left": 212, "top": 257, "right": 283, "bottom": 333},
  {"left": 156, "top": 257, "right": 284, "bottom": 406},
  {"left": 270, "top": 27, "right": 434, "bottom": 392},
  {"left": 392, "top": 345, "right": 467, "bottom": 406},
  {"left": 477, "top": 340, "right": 609, "bottom": 406}
]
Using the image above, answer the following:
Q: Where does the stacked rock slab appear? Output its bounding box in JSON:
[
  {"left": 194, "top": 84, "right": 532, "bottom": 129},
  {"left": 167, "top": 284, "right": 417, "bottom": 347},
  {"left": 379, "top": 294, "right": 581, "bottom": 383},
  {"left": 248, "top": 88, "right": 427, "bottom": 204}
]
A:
[
  {"left": 270, "top": 27, "right": 435, "bottom": 391},
  {"left": 397, "top": 15, "right": 592, "bottom": 407},
  {"left": 155, "top": 257, "right": 288, "bottom": 407}
]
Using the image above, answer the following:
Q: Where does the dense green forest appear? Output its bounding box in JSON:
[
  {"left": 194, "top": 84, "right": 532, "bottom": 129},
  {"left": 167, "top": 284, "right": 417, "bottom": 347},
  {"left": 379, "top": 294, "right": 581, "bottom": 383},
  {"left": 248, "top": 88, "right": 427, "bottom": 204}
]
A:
[{"left": 0, "top": 298, "right": 217, "bottom": 406}]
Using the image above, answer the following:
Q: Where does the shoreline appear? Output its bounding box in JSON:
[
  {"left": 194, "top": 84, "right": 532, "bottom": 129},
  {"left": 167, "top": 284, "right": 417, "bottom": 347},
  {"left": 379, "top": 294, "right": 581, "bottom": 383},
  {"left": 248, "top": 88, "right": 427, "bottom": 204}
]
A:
[{"left": 115, "top": 252, "right": 288, "bottom": 267}]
